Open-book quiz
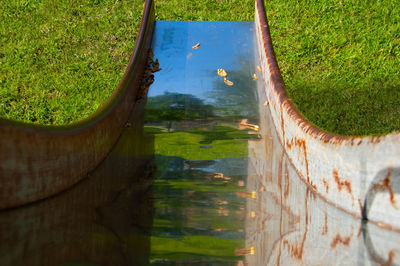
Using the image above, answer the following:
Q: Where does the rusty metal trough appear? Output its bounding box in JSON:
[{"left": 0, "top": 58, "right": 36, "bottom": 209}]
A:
[
  {"left": 0, "top": 1, "right": 155, "bottom": 209},
  {"left": 0, "top": 0, "right": 399, "bottom": 262},
  {"left": 254, "top": 0, "right": 400, "bottom": 230}
]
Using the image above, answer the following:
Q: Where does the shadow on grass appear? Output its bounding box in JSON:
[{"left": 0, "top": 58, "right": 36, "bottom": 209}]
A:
[{"left": 286, "top": 79, "right": 400, "bottom": 136}]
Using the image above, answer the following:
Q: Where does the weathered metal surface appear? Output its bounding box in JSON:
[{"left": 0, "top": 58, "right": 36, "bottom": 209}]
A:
[
  {"left": 255, "top": 0, "right": 400, "bottom": 229},
  {"left": 0, "top": 0, "right": 155, "bottom": 209},
  {"left": 0, "top": 101, "right": 154, "bottom": 266},
  {"left": 245, "top": 68, "right": 400, "bottom": 265}
]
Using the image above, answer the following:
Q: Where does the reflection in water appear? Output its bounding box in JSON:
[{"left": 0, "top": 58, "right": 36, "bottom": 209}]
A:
[
  {"left": 245, "top": 82, "right": 400, "bottom": 265},
  {"left": 0, "top": 102, "right": 155, "bottom": 266},
  {"left": 146, "top": 21, "right": 259, "bottom": 264}
]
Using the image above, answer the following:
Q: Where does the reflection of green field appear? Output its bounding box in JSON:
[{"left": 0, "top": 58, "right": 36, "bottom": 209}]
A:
[
  {"left": 146, "top": 125, "right": 256, "bottom": 160},
  {"left": 156, "top": 179, "right": 243, "bottom": 192},
  {"left": 150, "top": 236, "right": 241, "bottom": 261}
]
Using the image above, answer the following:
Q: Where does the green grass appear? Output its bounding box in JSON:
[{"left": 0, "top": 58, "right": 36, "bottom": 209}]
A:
[
  {"left": 1, "top": 0, "right": 144, "bottom": 124},
  {"left": 1, "top": 0, "right": 399, "bottom": 135},
  {"left": 145, "top": 124, "right": 256, "bottom": 160},
  {"left": 265, "top": 0, "right": 400, "bottom": 135},
  {"left": 150, "top": 235, "right": 242, "bottom": 261}
]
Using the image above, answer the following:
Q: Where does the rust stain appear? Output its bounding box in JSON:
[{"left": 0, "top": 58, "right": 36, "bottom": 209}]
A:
[
  {"left": 358, "top": 199, "right": 363, "bottom": 215},
  {"left": 284, "top": 162, "right": 290, "bottom": 199},
  {"left": 322, "top": 213, "right": 328, "bottom": 235},
  {"left": 333, "top": 169, "right": 352, "bottom": 195},
  {"left": 322, "top": 178, "right": 329, "bottom": 193},
  {"left": 310, "top": 181, "right": 317, "bottom": 191},
  {"left": 278, "top": 153, "right": 283, "bottom": 191},
  {"left": 286, "top": 139, "right": 292, "bottom": 149},
  {"left": 385, "top": 250, "right": 395, "bottom": 266},
  {"left": 283, "top": 187, "right": 309, "bottom": 260},
  {"left": 330, "top": 233, "right": 351, "bottom": 248},
  {"left": 294, "top": 138, "right": 309, "bottom": 183},
  {"left": 280, "top": 104, "right": 285, "bottom": 142},
  {"left": 357, "top": 222, "right": 362, "bottom": 238},
  {"left": 371, "top": 168, "right": 397, "bottom": 208}
]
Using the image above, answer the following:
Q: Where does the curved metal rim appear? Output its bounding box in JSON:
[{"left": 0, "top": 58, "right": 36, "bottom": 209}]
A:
[
  {"left": 256, "top": 0, "right": 399, "bottom": 141},
  {"left": 0, "top": 0, "right": 154, "bottom": 132},
  {"left": 0, "top": 0, "right": 155, "bottom": 209}
]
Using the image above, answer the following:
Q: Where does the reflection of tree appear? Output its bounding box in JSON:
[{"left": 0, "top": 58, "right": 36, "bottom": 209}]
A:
[
  {"left": 146, "top": 92, "right": 214, "bottom": 131},
  {"left": 208, "top": 58, "right": 259, "bottom": 120}
]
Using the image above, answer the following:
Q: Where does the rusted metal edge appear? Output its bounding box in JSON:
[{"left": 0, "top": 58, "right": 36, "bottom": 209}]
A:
[
  {"left": 0, "top": 0, "right": 155, "bottom": 209},
  {"left": 255, "top": 0, "right": 399, "bottom": 142},
  {"left": 255, "top": 0, "right": 400, "bottom": 229}
]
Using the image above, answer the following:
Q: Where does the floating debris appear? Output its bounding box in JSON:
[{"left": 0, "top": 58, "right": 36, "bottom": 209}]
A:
[
  {"left": 264, "top": 101, "right": 269, "bottom": 106},
  {"left": 214, "top": 173, "right": 224, "bottom": 179},
  {"left": 137, "top": 49, "right": 161, "bottom": 100},
  {"left": 257, "top": 66, "right": 262, "bottom": 72},
  {"left": 192, "top": 42, "right": 200, "bottom": 49},
  {"left": 217, "top": 68, "right": 227, "bottom": 77},
  {"left": 236, "top": 191, "right": 257, "bottom": 199},
  {"left": 235, "top": 247, "right": 255, "bottom": 256},
  {"left": 253, "top": 73, "right": 258, "bottom": 81},
  {"left": 152, "top": 58, "right": 161, "bottom": 73},
  {"left": 224, "top": 77, "right": 234, "bottom": 86},
  {"left": 239, "top": 118, "right": 259, "bottom": 131}
]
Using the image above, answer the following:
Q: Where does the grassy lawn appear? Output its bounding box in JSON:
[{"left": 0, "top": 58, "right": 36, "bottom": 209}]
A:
[
  {"left": 1, "top": 0, "right": 144, "bottom": 124},
  {"left": 265, "top": 0, "right": 400, "bottom": 135},
  {"left": 1, "top": 0, "right": 399, "bottom": 135}
]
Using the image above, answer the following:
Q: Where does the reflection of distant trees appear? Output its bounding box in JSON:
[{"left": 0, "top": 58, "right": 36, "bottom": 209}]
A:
[{"left": 146, "top": 92, "right": 214, "bottom": 131}]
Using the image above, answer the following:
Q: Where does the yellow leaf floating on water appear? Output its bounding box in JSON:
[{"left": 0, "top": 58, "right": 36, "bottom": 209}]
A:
[
  {"left": 263, "top": 101, "right": 269, "bottom": 106},
  {"left": 253, "top": 73, "right": 258, "bottom": 81},
  {"left": 239, "top": 118, "right": 259, "bottom": 131},
  {"left": 235, "top": 247, "right": 255, "bottom": 256},
  {"left": 192, "top": 42, "right": 200, "bottom": 49},
  {"left": 257, "top": 66, "right": 262, "bottom": 72},
  {"left": 217, "top": 68, "right": 227, "bottom": 77},
  {"left": 224, "top": 77, "right": 234, "bottom": 86}
]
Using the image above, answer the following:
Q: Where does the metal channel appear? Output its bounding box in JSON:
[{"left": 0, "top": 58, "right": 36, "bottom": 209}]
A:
[
  {"left": 246, "top": 82, "right": 400, "bottom": 265},
  {"left": 0, "top": 0, "right": 155, "bottom": 209}
]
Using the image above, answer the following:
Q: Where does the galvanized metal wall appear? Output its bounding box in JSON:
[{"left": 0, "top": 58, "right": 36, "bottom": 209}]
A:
[
  {"left": 255, "top": 0, "right": 400, "bottom": 230},
  {"left": 0, "top": 0, "right": 155, "bottom": 209}
]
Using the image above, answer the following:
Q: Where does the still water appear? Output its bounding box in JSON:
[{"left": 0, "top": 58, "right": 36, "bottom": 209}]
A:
[{"left": 145, "top": 21, "right": 260, "bottom": 264}]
